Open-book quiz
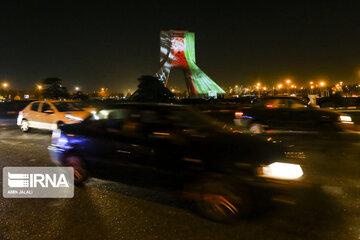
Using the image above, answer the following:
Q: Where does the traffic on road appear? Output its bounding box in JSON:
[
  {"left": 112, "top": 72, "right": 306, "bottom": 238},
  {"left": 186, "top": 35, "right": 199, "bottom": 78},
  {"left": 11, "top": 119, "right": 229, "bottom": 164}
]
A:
[{"left": 0, "top": 99, "right": 360, "bottom": 239}]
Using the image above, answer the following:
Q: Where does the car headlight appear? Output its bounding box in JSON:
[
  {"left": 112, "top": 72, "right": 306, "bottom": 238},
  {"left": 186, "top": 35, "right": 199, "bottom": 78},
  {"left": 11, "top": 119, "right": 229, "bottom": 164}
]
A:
[
  {"left": 260, "top": 162, "right": 303, "bottom": 180},
  {"left": 65, "top": 115, "right": 83, "bottom": 121},
  {"left": 339, "top": 115, "right": 352, "bottom": 123}
]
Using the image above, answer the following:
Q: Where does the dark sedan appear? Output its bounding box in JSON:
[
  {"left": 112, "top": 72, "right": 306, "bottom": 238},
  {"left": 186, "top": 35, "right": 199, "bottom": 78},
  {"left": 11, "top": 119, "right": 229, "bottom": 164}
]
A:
[
  {"left": 207, "top": 97, "right": 354, "bottom": 134},
  {"left": 48, "top": 103, "right": 304, "bottom": 222}
]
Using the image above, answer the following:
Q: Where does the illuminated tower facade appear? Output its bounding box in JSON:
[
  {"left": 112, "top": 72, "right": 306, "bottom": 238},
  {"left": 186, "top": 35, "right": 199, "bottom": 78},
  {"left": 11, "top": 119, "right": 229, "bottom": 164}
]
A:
[{"left": 155, "top": 30, "right": 225, "bottom": 96}]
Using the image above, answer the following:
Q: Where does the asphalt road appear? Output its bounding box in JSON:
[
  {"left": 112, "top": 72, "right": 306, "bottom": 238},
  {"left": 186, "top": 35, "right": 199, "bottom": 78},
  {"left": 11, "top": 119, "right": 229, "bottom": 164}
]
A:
[{"left": 0, "top": 118, "right": 360, "bottom": 240}]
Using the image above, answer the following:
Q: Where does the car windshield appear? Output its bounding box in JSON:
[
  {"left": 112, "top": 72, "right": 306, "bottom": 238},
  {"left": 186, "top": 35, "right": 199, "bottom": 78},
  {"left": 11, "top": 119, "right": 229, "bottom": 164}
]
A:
[{"left": 53, "top": 102, "right": 81, "bottom": 112}]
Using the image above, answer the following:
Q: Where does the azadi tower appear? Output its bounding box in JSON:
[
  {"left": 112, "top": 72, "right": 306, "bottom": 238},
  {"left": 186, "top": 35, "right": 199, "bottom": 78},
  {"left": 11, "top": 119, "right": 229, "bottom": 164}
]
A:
[{"left": 155, "top": 30, "right": 225, "bottom": 96}]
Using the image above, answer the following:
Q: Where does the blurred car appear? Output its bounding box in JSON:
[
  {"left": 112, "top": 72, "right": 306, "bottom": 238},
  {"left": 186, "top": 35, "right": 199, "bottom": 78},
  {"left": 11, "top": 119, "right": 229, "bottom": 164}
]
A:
[
  {"left": 17, "top": 100, "right": 91, "bottom": 132},
  {"left": 207, "top": 96, "right": 354, "bottom": 134},
  {"left": 48, "top": 103, "right": 305, "bottom": 222},
  {"left": 235, "top": 96, "right": 354, "bottom": 133}
]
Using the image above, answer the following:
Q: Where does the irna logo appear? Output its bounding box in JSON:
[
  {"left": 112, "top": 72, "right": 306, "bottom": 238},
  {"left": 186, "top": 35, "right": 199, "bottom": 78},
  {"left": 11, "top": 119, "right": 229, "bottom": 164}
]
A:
[{"left": 8, "top": 172, "right": 69, "bottom": 188}]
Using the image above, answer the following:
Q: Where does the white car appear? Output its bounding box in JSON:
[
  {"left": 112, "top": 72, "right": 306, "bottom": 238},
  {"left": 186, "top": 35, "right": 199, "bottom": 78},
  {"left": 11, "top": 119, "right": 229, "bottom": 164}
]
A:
[{"left": 17, "top": 100, "right": 91, "bottom": 132}]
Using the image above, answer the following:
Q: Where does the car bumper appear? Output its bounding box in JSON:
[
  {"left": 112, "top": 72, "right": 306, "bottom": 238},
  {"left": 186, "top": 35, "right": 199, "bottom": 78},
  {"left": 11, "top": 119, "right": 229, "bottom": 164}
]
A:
[
  {"left": 16, "top": 115, "right": 23, "bottom": 126},
  {"left": 247, "top": 177, "right": 310, "bottom": 205},
  {"left": 337, "top": 122, "right": 358, "bottom": 132}
]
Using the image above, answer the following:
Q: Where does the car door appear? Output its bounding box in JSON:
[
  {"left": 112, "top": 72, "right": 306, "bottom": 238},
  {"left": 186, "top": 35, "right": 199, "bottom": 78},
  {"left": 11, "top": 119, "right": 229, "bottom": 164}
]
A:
[
  {"left": 26, "top": 102, "right": 41, "bottom": 128},
  {"left": 85, "top": 108, "right": 157, "bottom": 187},
  {"left": 256, "top": 99, "right": 292, "bottom": 130},
  {"left": 142, "top": 108, "right": 206, "bottom": 190},
  {"left": 287, "top": 99, "right": 316, "bottom": 131},
  {"left": 37, "top": 102, "right": 57, "bottom": 130}
]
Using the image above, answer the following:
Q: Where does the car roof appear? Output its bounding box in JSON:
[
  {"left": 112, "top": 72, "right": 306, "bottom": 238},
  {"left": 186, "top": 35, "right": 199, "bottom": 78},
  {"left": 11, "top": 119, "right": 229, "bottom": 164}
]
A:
[
  {"left": 99, "top": 102, "right": 185, "bottom": 110},
  {"left": 259, "top": 96, "right": 301, "bottom": 100},
  {"left": 31, "top": 100, "right": 76, "bottom": 103}
]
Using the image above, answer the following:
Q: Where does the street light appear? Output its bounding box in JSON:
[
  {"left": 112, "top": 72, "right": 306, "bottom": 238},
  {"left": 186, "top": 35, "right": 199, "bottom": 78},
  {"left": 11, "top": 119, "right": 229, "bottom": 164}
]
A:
[
  {"left": 37, "top": 85, "right": 43, "bottom": 90},
  {"left": 319, "top": 81, "right": 326, "bottom": 96},
  {"left": 2, "top": 82, "right": 8, "bottom": 88},
  {"left": 75, "top": 87, "right": 80, "bottom": 91},
  {"left": 286, "top": 79, "right": 291, "bottom": 84}
]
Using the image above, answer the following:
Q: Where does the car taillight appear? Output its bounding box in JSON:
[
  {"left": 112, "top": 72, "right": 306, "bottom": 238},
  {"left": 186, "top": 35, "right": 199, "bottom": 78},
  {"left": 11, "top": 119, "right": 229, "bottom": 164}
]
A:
[
  {"left": 266, "top": 104, "right": 273, "bottom": 108},
  {"left": 19, "top": 110, "right": 24, "bottom": 115},
  {"left": 235, "top": 112, "right": 243, "bottom": 118}
]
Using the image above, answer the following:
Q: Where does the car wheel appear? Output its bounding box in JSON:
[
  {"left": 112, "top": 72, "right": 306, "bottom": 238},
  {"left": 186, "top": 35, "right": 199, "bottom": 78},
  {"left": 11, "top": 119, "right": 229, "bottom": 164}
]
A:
[
  {"left": 249, "top": 123, "right": 264, "bottom": 134},
  {"left": 191, "top": 178, "right": 251, "bottom": 223},
  {"left": 63, "top": 153, "right": 89, "bottom": 185},
  {"left": 20, "top": 119, "right": 30, "bottom": 132}
]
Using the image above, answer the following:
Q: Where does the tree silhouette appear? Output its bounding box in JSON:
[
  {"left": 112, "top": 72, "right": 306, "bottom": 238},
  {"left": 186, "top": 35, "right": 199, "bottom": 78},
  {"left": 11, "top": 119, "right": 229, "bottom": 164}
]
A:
[
  {"left": 42, "top": 77, "right": 69, "bottom": 99},
  {"left": 130, "top": 75, "right": 174, "bottom": 102}
]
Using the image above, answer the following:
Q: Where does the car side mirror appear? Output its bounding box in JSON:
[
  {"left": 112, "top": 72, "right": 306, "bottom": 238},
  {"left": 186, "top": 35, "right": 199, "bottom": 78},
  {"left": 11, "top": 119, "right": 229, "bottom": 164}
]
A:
[{"left": 44, "top": 110, "right": 54, "bottom": 114}]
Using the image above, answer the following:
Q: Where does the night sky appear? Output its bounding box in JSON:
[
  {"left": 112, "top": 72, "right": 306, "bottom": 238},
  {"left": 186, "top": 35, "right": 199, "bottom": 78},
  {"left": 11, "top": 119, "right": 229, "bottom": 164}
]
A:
[{"left": 2, "top": 0, "right": 360, "bottom": 92}]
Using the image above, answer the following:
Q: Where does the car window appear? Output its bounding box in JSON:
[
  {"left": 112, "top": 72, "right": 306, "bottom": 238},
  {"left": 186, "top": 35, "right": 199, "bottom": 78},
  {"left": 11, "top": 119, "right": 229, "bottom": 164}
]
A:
[
  {"left": 30, "top": 102, "right": 40, "bottom": 112},
  {"left": 52, "top": 102, "right": 81, "bottom": 112},
  {"left": 288, "top": 99, "right": 307, "bottom": 109},
  {"left": 260, "top": 99, "right": 287, "bottom": 108},
  {"left": 41, "top": 103, "right": 53, "bottom": 112}
]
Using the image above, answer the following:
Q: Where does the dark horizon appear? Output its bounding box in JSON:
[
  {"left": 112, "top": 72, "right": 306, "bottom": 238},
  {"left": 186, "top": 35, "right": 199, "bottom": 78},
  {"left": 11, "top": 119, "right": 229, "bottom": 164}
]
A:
[{"left": 1, "top": 1, "right": 360, "bottom": 92}]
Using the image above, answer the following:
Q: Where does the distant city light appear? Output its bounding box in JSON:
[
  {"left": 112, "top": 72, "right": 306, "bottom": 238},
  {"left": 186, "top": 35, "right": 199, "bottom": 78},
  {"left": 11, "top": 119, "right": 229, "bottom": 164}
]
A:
[
  {"left": 309, "top": 81, "right": 314, "bottom": 85},
  {"left": 286, "top": 79, "right": 291, "bottom": 84},
  {"left": 37, "top": 85, "right": 43, "bottom": 90},
  {"left": 75, "top": 87, "right": 80, "bottom": 91},
  {"left": 2, "top": 82, "right": 8, "bottom": 88},
  {"left": 277, "top": 84, "right": 283, "bottom": 89},
  {"left": 319, "top": 82, "right": 325, "bottom": 87}
]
